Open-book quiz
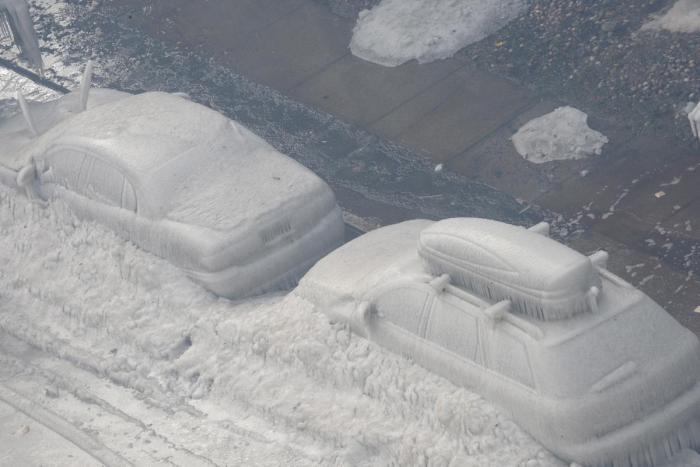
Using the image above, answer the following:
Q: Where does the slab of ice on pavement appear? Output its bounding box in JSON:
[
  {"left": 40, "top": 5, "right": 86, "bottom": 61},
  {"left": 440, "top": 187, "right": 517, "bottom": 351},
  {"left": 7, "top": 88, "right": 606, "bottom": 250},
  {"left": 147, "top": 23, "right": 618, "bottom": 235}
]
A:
[
  {"left": 512, "top": 106, "right": 608, "bottom": 164},
  {"left": 350, "top": 0, "right": 528, "bottom": 66},
  {"left": 643, "top": 0, "right": 700, "bottom": 34}
]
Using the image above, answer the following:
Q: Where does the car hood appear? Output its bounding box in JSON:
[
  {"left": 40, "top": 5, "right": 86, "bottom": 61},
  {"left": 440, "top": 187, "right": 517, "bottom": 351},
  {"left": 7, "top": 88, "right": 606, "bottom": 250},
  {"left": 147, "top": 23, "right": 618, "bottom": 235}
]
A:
[
  {"left": 297, "top": 219, "right": 434, "bottom": 307},
  {"left": 157, "top": 127, "right": 336, "bottom": 234}
]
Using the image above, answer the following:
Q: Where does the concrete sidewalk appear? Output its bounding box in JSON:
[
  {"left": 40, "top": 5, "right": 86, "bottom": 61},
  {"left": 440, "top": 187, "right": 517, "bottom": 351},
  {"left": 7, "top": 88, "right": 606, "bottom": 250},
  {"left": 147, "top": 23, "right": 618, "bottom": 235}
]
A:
[{"left": 107, "top": 0, "right": 700, "bottom": 330}]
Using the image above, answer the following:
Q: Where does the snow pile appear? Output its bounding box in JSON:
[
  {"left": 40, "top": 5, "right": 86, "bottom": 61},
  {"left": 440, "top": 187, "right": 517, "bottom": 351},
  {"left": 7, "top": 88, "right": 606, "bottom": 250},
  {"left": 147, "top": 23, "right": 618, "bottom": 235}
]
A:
[
  {"left": 643, "top": 0, "right": 700, "bottom": 33},
  {"left": 350, "top": 0, "right": 528, "bottom": 67},
  {"left": 512, "top": 106, "right": 609, "bottom": 164},
  {"left": 0, "top": 186, "right": 564, "bottom": 466}
]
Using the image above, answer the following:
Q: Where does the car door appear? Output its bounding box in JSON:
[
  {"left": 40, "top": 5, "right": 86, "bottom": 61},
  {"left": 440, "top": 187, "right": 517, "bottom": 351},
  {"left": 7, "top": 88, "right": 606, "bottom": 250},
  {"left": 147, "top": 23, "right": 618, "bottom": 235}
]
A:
[
  {"left": 423, "top": 293, "right": 481, "bottom": 363},
  {"left": 35, "top": 148, "right": 87, "bottom": 197},
  {"left": 483, "top": 321, "right": 535, "bottom": 389},
  {"left": 37, "top": 149, "right": 137, "bottom": 212},
  {"left": 368, "top": 282, "right": 434, "bottom": 359}
]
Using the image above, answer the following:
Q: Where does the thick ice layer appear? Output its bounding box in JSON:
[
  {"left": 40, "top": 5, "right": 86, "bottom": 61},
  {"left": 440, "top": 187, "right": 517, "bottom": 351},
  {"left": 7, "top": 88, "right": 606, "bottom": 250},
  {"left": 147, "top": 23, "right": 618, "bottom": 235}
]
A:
[
  {"left": 350, "top": 0, "right": 528, "bottom": 66},
  {"left": 0, "top": 0, "right": 42, "bottom": 69},
  {"left": 0, "top": 90, "right": 345, "bottom": 299},
  {"left": 418, "top": 218, "right": 601, "bottom": 320},
  {"left": 0, "top": 186, "right": 565, "bottom": 466},
  {"left": 643, "top": 0, "right": 700, "bottom": 33},
  {"left": 300, "top": 218, "right": 700, "bottom": 466},
  {"left": 512, "top": 106, "right": 608, "bottom": 164}
]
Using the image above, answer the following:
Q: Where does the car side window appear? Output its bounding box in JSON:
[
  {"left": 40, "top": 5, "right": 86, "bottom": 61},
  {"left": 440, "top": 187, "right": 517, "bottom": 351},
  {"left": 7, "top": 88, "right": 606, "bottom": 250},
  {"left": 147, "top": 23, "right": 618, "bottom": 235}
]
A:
[
  {"left": 41, "top": 149, "right": 87, "bottom": 191},
  {"left": 426, "top": 299, "right": 479, "bottom": 360},
  {"left": 489, "top": 325, "right": 535, "bottom": 388},
  {"left": 374, "top": 287, "right": 430, "bottom": 334},
  {"left": 79, "top": 157, "right": 136, "bottom": 212}
]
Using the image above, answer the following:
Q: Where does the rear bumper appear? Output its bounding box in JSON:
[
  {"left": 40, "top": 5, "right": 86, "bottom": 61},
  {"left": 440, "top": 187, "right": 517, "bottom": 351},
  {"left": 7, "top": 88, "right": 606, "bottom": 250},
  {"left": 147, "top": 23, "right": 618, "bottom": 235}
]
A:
[
  {"left": 185, "top": 206, "right": 344, "bottom": 299},
  {"left": 557, "top": 381, "right": 700, "bottom": 467}
]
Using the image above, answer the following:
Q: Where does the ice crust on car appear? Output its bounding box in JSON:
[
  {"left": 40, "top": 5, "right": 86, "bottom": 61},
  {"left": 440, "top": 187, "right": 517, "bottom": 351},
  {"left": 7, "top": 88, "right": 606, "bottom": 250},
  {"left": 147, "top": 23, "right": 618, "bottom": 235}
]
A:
[
  {"left": 418, "top": 218, "right": 601, "bottom": 320},
  {"left": 298, "top": 217, "right": 700, "bottom": 466},
  {"left": 0, "top": 89, "right": 344, "bottom": 299}
]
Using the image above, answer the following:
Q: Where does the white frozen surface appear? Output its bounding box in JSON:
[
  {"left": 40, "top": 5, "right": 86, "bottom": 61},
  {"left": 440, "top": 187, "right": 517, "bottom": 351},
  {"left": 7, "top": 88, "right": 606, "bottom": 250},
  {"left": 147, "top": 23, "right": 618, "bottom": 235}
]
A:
[
  {"left": 0, "top": 186, "right": 565, "bottom": 466},
  {"left": 689, "top": 101, "right": 700, "bottom": 142},
  {"left": 299, "top": 218, "right": 700, "bottom": 466},
  {"left": 0, "top": 397, "right": 102, "bottom": 466},
  {"left": 350, "top": 0, "right": 528, "bottom": 66},
  {"left": 418, "top": 218, "right": 601, "bottom": 320},
  {"left": 512, "top": 106, "right": 609, "bottom": 163},
  {"left": 0, "top": 89, "right": 344, "bottom": 299},
  {"left": 0, "top": 67, "right": 57, "bottom": 102},
  {"left": 643, "top": 0, "right": 700, "bottom": 33},
  {"left": 0, "top": 0, "right": 43, "bottom": 69}
]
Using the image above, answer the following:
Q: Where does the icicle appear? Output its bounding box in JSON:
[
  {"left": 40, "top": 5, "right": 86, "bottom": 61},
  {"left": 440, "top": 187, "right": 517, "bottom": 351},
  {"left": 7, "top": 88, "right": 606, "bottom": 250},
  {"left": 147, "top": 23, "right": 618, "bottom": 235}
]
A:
[
  {"left": 0, "top": 0, "right": 43, "bottom": 71},
  {"left": 78, "top": 60, "right": 93, "bottom": 112},
  {"left": 16, "top": 90, "right": 37, "bottom": 136}
]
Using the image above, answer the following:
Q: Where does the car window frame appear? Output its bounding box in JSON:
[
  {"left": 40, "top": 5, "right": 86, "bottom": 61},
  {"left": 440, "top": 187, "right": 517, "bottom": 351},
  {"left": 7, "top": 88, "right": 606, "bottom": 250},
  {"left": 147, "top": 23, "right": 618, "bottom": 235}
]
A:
[
  {"left": 39, "top": 145, "right": 139, "bottom": 213},
  {"left": 370, "top": 281, "right": 434, "bottom": 336},
  {"left": 423, "top": 291, "right": 483, "bottom": 363}
]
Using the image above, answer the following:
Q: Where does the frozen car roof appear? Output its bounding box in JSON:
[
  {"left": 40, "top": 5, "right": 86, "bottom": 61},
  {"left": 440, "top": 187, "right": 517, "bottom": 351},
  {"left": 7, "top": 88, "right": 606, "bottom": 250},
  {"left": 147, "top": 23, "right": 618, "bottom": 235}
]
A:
[
  {"left": 298, "top": 219, "right": 434, "bottom": 306},
  {"left": 18, "top": 91, "right": 230, "bottom": 175}
]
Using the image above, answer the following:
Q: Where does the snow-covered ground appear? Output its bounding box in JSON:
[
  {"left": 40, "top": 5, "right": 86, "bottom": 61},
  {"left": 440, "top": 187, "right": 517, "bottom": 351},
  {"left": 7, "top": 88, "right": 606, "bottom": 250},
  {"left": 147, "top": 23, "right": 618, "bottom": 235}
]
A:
[
  {"left": 0, "top": 66, "right": 57, "bottom": 101},
  {"left": 643, "top": 0, "right": 700, "bottom": 33},
  {"left": 350, "top": 0, "right": 528, "bottom": 66},
  {"left": 511, "top": 106, "right": 609, "bottom": 164},
  {"left": 0, "top": 184, "right": 565, "bottom": 465}
]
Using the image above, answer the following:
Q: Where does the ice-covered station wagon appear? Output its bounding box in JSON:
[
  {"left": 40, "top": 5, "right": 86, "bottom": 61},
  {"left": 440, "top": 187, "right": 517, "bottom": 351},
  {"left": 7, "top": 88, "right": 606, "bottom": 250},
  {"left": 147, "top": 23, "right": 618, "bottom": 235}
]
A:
[
  {"left": 0, "top": 71, "right": 344, "bottom": 299},
  {"left": 297, "top": 217, "right": 700, "bottom": 467}
]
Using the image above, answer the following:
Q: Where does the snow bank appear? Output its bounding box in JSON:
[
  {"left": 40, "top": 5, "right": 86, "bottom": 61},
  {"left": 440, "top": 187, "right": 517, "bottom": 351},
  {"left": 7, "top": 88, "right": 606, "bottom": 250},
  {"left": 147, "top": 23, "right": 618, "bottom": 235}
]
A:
[
  {"left": 0, "top": 185, "right": 563, "bottom": 466},
  {"left": 512, "top": 106, "right": 608, "bottom": 164},
  {"left": 643, "top": 0, "right": 700, "bottom": 33},
  {"left": 350, "top": 0, "right": 528, "bottom": 67}
]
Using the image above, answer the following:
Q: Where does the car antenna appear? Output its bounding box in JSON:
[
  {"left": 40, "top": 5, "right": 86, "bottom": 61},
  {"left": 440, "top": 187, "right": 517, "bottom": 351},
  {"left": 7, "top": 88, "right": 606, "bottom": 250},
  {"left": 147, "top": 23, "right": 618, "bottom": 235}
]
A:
[
  {"left": 15, "top": 91, "right": 38, "bottom": 136},
  {"left": 78, "top": 60, "right": 93, "bottom": 112}
]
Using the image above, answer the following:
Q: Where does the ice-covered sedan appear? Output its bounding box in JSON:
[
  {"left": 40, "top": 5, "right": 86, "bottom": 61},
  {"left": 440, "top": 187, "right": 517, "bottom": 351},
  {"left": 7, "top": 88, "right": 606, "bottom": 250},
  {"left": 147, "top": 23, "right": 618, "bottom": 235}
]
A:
[
  {"left": 296, "top": 217, "right": 700, "bottom": 467},
  {"left": 0, "top": 74, "right": 344, "bottom": 299}
]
